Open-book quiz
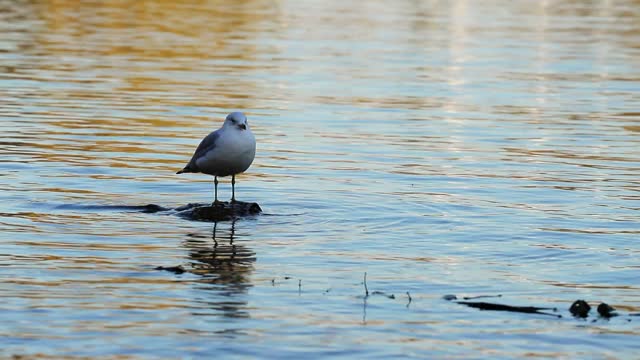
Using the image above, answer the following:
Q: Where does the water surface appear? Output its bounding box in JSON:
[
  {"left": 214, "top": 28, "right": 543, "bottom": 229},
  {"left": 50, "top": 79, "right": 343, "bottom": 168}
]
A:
[{"left": 1, "top": 0, "right": 639, "bottom": 358}]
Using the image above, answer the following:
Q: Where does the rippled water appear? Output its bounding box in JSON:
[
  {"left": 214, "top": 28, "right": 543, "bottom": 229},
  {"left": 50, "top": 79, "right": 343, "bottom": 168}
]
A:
[{"left": 1, "top": 0, "right": 639, "bottom": 358}]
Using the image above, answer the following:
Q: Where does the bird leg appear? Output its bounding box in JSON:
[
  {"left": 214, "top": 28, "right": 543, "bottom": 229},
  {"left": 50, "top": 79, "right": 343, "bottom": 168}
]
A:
[
  {"left": 231, "top": 175, "right": 236, "bottom": 203},
  {"left": 213, "top": 176, "right": 221, "bottom": 205}
]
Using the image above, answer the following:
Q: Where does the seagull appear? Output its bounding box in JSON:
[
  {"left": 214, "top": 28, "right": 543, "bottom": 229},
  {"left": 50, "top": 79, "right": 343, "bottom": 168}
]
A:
[{"left": 177, "top": 112, "right": 256, "bottom": 204}]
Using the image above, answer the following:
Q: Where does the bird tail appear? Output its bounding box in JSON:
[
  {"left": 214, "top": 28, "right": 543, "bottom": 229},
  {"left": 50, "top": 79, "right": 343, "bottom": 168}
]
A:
[{"left": 177, "top": 163, "right": 198, "bottom": 174}]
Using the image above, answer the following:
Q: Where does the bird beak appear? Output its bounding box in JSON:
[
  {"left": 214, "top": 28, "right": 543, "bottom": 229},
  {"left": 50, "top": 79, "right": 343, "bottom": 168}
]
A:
[{"left": 238, "top": 124, "right": 246, "bottom": 130}]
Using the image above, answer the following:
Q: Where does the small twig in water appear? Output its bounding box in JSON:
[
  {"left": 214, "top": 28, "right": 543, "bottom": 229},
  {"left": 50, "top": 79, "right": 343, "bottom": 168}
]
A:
[
  {"left": 298, "top": 279, "right": 302, "bottom": 294},
  {"left": 406, "top": 291, "right": 412, "bottom": 307},
  {"left": 457, "top": 301, "right": 561, "bottom": 318},
  {"left": 371, "top": 291, "right": 395, "bottom": 299},
  {"left": 463, "top": 294, "right": 502, "bottom": 300},
  {"left": 363, "top": 272, "right": 369, "bottom": 297}
]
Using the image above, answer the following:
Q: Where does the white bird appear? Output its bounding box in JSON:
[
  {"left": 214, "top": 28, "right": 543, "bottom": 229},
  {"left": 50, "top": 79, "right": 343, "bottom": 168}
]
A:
[{"left": 177, "top": 112, "right": 256, "bottom": 204}]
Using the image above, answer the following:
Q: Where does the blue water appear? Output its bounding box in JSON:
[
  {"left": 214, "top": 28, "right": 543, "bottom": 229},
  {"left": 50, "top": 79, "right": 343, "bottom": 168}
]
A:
[{"left": 1, "top": 0, "right": 639, "bottom": 358}]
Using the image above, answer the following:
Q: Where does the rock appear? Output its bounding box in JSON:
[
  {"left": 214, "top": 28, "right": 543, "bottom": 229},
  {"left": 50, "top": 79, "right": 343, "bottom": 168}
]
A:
[
  {"left": 597, "top": 303, "right": 617, "bottom": 318},
  {"left": 175, "top": 201, "right": 262, "bottom": 221},
  {"left": 569, "top": 300, "right": 591, "bottom": 318}
]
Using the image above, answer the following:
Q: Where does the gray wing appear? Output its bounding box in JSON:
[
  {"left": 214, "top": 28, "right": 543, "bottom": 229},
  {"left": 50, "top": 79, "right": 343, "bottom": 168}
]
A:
[
  {"left": 178, "top": 130, "right": 221, "bottom": 173},
  {"left": 192, "top": 130, "right": 221, "bottom": 161}
]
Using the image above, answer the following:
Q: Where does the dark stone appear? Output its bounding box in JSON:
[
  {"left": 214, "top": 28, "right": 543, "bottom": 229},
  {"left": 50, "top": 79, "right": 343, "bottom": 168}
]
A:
[
  {"left": 569, "top": 300, "right": 591, "bottom": 318},
  {"left": 443, "top": 294, "right": 458, "bottom": 301},
  {"left": 597, "top": 303, "right": 617, "bottom": 318},
  {"left": 176, "top": 201, "right": 262, "bottom": 221}
]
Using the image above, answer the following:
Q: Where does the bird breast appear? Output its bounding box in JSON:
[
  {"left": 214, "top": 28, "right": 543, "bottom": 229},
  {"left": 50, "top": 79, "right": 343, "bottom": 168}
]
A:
[{"left": 195, "top": 128, "right": 256, "bottom": 177}]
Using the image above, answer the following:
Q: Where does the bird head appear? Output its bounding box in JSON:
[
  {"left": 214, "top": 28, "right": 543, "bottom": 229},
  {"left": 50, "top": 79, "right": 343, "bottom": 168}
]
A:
[{"left": 224, "top": 112, "right": 249, "bottom": 131}]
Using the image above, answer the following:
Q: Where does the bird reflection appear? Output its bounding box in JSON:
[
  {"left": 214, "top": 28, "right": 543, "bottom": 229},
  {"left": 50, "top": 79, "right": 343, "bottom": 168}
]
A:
[{"left": 182, "top": 219, "right": 256, "bottom": 318}]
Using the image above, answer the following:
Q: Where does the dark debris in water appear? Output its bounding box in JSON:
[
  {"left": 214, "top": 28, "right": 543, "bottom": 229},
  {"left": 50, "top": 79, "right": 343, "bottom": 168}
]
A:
[
  {"left": 569, "top": 299, "right": 591, "bottom": 318},
  {"left": 139, "top": 204, "right": 169, "bottom": 213},
  {"left": 597, "top": 303, "right": 617, "bottom": 318},
  {"left": 361, "top": 273, "right": 395, "bottom": 299},
  {"left": 444, "top": 294, "right": 558, "bottom": 317},
  {"left": 456, "top": 301, "right": 560, "bottom": 318},
  {"left": 463, "top": 294, "right": 502, "bottom": 300},
  {"left": 155, "top": 265, "right": 186, "bottom": 274},
  {"left": 151, "top": 265, "right": 638, "bottom": 322},
  {"left": 54, "top": 201, "right": 261, "bottom": 221},
  {"left": 446, "top": 296, "right": 634, "bottom": 321},
  {"left": 53, "top": 203, "right": 170, "bottom": 213},
  {"left": 371, "top": 291, "right": 395, "bottom": 299}
]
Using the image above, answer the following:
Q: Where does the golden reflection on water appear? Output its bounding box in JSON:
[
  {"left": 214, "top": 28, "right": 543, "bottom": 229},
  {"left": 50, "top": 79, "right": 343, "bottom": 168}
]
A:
[
  {"left": 4, "top": 0, "right": 638, "bottom": 172},
  {"left": 6, "top": 0, "right": 273, "bottom": 155}
]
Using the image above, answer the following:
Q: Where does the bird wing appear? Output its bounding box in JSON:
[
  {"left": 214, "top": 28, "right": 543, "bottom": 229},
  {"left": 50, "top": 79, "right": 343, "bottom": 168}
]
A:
[
  {"left": 182, "top": 130, "right": 221, "bottom": 172},
  {"left": 193, "top": 130, "right": 221, "bottom": 160}
]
